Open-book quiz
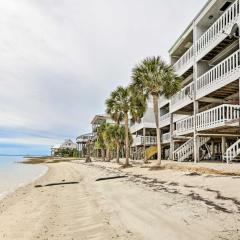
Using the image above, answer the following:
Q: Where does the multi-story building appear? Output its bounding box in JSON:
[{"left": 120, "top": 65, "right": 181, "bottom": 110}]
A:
[
  {"left": 51, "top": 139, "right": 77, "bottom": 156},
  {"left": 131, "top": 0, "right": 240, "bottom": 163},
  {"left": 89, "top": 114, "right": 115, "bottom": 157}
]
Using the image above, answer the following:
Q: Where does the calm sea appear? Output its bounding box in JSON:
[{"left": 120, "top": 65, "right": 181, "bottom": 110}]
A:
[{"left": 0, "top": 156, "right": 47, "bottom": 199}]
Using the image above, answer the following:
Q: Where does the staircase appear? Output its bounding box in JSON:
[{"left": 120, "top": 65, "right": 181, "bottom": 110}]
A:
[
  {"left": 132, "top": 147, "right": 144, "bottom": 160},
  {"left": 146, "top": 146, "right": 157, "bottom": 160},
  {"left": 173, "top": 137, "right": 210, "bottom": 162},
  {"left": 224, "top": 139, "right": 240, "bottom": 163}
]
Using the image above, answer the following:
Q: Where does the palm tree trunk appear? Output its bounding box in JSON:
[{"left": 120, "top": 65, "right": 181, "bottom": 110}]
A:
[
  {"left": 124, "top": 113, "right": 130, "bottom": 166},
  {"left": 116, "top": 142, "right": 120, "bottom": 163},
  {"left": 152, "top": 94, "right": 161, "bottom": 165},
  {"left": 101, "top": 148, "right": 105, "bottom": 161},
  {"left": 106, "top": 148, "right": 110, "bottom": 162}
]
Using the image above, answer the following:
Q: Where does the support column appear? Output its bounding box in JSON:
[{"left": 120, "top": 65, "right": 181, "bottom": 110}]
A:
[
  {"left": 221, "top": 136, "right": 226, "bottom": 161},
  {"left": 143, "top": 128, "right": 146, "bottom": 162},
  {"left": 193, "top": 20, "right": 199, "bottom": 163},
  {"left": 238, "top": 79, "right": 240, "bottom": 132},
  {"left": 210, "top": 139, "right": 215, "bottom": 160},
  {"left": 194, "top": 101, "right": 199, "bottom": 163},
  {"left": 169, "top": 113, "right": 174, "bottom": 160}
]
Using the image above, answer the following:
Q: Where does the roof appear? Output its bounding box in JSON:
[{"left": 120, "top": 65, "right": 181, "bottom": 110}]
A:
[
  {"left": 169, "top": 0, "right": 213, "bottom": 54},
  {"left": 51, "top": 144, "right": 61, "bottom": 149},
  {"left": 90, "top": 114, "right": 110, "bottom": 124}
]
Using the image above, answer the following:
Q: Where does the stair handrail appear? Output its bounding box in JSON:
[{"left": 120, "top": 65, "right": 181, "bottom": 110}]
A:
[{"left": 224, "top": 139, "right": 240, "bottom": 163}]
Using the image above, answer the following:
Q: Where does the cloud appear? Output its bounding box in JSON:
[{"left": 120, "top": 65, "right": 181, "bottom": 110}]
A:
[{"left": 0, "top": 0, "right": 206, "bottom": 154}]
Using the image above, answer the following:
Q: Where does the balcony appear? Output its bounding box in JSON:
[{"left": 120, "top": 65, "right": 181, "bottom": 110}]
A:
[
  {"left": 176, "top": 116, "right": 194, "bottom": 136},
  {"left": 173, "top": 46, "right": 194, "bottom": 76},
  {"left": 132, "top": 136, "right": 157, "bottom": 147},
  {"left": 160, "top": 113, "right": 170, "bottom": 128},
  {"left": 196, "top": 0, "right": 240, "bottom": 60},
  {"left": 162, "top": 133, "right": 170, "bottom": 144},
  {"left": 196, "top": 104, "right": 240, "bottom": 131},
  {"left": 170, "top": 81, "right": 194, "bottom": 113},
  {"left": 196, "top": 49, "right": 240, "bottom": 99},
  {"left": 176, "top": 104, "right": 240, "bottom": 135},
  {"left": 130, "top": 120, "right": 156, "bottom": 134},
  {"left": 159, "top": 95, "right": 170, "bottom": 108}
]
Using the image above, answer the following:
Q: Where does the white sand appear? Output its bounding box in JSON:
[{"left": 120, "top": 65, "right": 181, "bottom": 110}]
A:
[{"left": 0, "top": 161, "right": 240, "bottom": 240}]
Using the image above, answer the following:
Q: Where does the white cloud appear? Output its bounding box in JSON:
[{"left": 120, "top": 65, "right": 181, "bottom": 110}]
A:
[{"left": 0, "top": 0, "right": 206, "bottom": 152}]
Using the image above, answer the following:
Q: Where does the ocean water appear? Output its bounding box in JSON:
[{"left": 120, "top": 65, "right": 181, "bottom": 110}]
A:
[{"left": 0, "top": 156, "right": 47, "bottom": 200}]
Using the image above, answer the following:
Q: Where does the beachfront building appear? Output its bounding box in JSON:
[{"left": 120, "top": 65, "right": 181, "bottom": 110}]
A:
[
  {"left": 131, "top": 0, "right": 240, "bottom": 163},
  {"left": 76, "top": 133, "right": 95, "bottom": 157},
  {"left": 51, "top": 139, "right": 77, "bottom": 157},
  {"left": 90, "top": 114, "right": 115, "bottom": 158}
]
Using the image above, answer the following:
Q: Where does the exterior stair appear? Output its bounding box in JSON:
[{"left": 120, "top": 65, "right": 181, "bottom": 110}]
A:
[
  {"left": 224, "top": 139, "right": 240, "bottom": 163},
  {"left": 132, "top": 147, "right": 144, "bottom": 160},
  {"left": 173, "top": 137, "right": 210, "bottom": 162},
  {"left": 146, "top": 146, "right": 157, "bottom": 160}
]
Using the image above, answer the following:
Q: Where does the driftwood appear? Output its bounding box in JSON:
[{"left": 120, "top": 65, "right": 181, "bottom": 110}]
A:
[
  {"left": 35, "top": 181, "right": 79, "bottom": 188},
  {"left": 95, "top": 176, "right": 127, "bottom": 181}
]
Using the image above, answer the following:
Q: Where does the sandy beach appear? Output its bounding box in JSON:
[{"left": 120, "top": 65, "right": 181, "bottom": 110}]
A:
[{"left": 0, "top": 160, "right": 240, "bottom": 240}]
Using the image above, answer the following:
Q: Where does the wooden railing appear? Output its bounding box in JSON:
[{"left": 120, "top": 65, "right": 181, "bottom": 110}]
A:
[
  {"left": 132, "top": 136, "right": 157, "bottom": 146},
  {"left": 197, "top": 50, "right": 240, "bottom": 99},
  {"left": 170, "top": 81, "right": 194, "bottom": 112},
  {"left": 173, "top": 46, "right": 194, "bottom": 75},
  {"left": 224, "top": 139, "right": 240, "bottom": 163},
  {"left": 197, "top": 0, "right": 240, "bottom": 56},
  {"left": 160, "top": 113, "right": 170, "bottom": 127},
  {"left": 196, "top": 104, "right": 240, "bottom": 131},
  {"left": 173, "top": 138, "right": 193, "bottom": 162},
  {"left": 175, "top": 104, "right": 240, "bottom": 135},
  {"left": 176, "top": 116, "right": 194, "bottom": 135},
  {"left": 173, "top": 137, "right": 210, "bottom": 162},
  {"left": 162, "top": 133, "right": 170, "bottom": 144}
]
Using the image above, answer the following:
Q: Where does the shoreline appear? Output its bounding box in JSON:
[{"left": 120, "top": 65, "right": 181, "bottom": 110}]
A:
[
  {"left": 0, "top": 160, "right": 240, "bottom": 239},
  {"left": 0, "top": 162, "right": 49, "bottom": 202}
]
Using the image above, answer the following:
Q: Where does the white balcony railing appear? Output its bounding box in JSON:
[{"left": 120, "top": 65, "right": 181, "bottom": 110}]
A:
[
  {"left": 162, "top": 133, "right": 170, "bottom": 144},
  {"left": 196, "top": 104, "right": 240, "bottom": 131},
  {"left": 196, "top": 49, "right": 240, "bottom": 99},
  {"left": 197, "top": 0, "right": 240, "bottom": 58},
  {"left": 176, "top": 104, "right": 240, "bottom": 135},
  {"left": 176, "top": 116, "right": 194, "bottom": 135},
  {"left": 132, "top": 136, "right": 157, "bottom": 146},
  {"left": 160, "top": 113, "right": 170, "bottom": 127},
  {"left": 144, "top": 136, "right": 157, "bottom": 145},
  {"left": 173, "top": 46, "right": 194, "bottom": 76},
  {"left": 173, "top": 137, "right": 210, "bottom": 162},
  {"left": 170, "top": 81, "right": 194, "bottom": 113},
  {"left": 224, "top": 139, "right": 240, "bottom": 163},
  {"left": 159, "top": 95, "right": 170, "bottom": 108}
]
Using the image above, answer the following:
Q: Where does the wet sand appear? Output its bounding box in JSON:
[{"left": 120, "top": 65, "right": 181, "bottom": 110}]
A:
[{"left": 0, "top": 161, "right": 240, "bottom": 240}]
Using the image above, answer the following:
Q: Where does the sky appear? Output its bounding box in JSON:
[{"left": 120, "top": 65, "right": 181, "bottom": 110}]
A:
[{"left": 0, "top": 0, "right": 206, "bottom": 155}]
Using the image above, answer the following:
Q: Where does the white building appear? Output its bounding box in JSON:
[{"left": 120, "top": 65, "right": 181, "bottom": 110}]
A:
[
  {"left": 131, "top": 0, "right": 240, "bottom": 163},
  {"left": 51, "top": 139, "right": 77, "bottom": 156}
]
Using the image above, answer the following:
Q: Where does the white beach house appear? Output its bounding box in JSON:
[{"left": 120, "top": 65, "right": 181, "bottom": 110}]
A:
[{"left": 131, "top": 0, "right": 240, "bottom": 163}]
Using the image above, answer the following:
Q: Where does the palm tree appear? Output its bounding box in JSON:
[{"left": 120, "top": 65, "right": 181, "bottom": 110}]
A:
[
  {"left": 110, "top": 124, "right": 125, "bottom": 163},
  {"left": 106, "top": 93, "right": 124, "bottom": 163},
  {"left": 102, "top": 124, "right": 116, "bottom": 161},
  {"left": 106, "top": 86, "right": 146, "bottom": 166},
  {"left": 96, "top": 123, "right": 107, "bottom": 161},
  {"left": 132, "top": 56, "right": 180, "bottom": 166}
]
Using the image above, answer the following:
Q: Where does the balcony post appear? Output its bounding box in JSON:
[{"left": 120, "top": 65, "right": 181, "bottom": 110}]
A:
[
  {"left": 193, "top": 20, "right": 200, "bottom": 163},
  {"left": 210, "top": 139, "right": 215, "bottom": 160},
  {"left": 143, "top": 128, "right": 147, "bottom": 162},
  {"left": 169, "top": 113, "right": 174, "bottom": 160},
  {"left": 221, "top": 136, "right": 226, "bottom": 161},
  {"left": 239, "top": 78, "right": 240, "bottom": 133}
]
